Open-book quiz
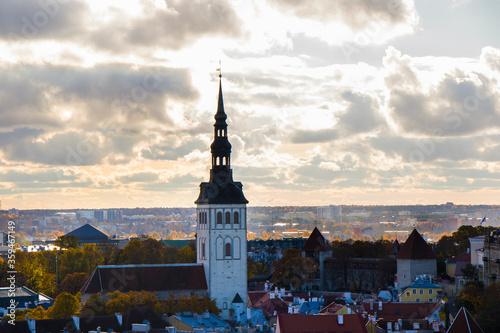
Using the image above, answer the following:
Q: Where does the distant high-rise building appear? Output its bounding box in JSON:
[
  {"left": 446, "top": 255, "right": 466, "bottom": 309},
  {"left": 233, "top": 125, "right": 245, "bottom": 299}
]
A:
[{"left": 317, "top": 205, "right": 342, "bottom": 219}]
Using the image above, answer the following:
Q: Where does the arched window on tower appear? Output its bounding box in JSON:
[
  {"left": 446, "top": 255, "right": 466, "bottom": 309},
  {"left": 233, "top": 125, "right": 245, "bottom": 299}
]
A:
[
  {"left": 225, "top": 242, "right": 231, "bottom": 257},
  {"left": 225, "top": 212, "right": 231, "bottom": 224},
  {"left": 217, "top": 212, "right": 222, "bottom": 224},
  {"left": 234, "top": 212, "right": 239, "bottom": 224}
]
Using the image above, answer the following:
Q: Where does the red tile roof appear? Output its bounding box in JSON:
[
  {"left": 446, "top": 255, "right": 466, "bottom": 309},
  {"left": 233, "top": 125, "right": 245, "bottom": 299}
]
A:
[
  {"left": 301, "top": 227, "right": 331, "bottom": 252},
  {"left": 80, "top": 264, "right": 207, "bottom": 294},
  {"left": 396, "top": 229, "right": 437, "bottom": 260},
  {"left": 448, "top": 251, "right": 471, "bottom": 263},
  {"left": 276, "top": 313, "right": 368, "bottom": 333},
  {"left": 361, "top": 301, "right": 441, "bottom": 321},
  {"left": 448, "top": 307, "right": 484, "bottom": 333}
]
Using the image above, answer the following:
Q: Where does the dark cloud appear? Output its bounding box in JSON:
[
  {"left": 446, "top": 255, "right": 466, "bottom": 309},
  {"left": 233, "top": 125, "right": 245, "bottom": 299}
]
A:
[
  {"left": 0, "top": 63, "right": 197, "bottom": 130},
  {"left": 385, "top": 48, "right": 500, "bottom": 136},
  {"left": 267, "top": 0, "right": 416, "bottom": 31},
  {"left": 0, "top": 0, "right": 88, "bottom": 41},
  {"left": 0, "top": 0, "right": 241, "bottom": 52},
  {"left": 89, "top": 0, "right": 241, "bottom": 52}
]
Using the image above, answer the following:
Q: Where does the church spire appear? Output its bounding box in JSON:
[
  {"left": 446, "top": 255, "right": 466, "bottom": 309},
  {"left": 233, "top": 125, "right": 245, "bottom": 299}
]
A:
[{"left": 210, "top": 74, "right": 232, "bottom": 182}]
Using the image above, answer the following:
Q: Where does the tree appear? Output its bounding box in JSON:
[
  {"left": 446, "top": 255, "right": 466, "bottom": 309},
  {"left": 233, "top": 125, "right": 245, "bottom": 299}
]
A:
[
  {"left": 54, "top": 235, "right": 81, "bottom": 249},
  {"left": 272, "top": 248, "right": 316, "bottom": 290},
  {"left": 175, "top": 245, "right": 196, "bottom": 263},
  {"left": 46, "top": 292, "right": 80, "bottom": 319},
  {"left": 16, "top": 251, "right": 48, "bottom": 292},
  {"left": 104, "top": 290, "right": 157, "bottom": 314},
  {"left": 59, "top": 272, "right": 89, "bottom": 295},
  {"left": 248, "top": 258, "right": 270, "bottom": 279},
  {"left": 81, "top": 293, "right": 108, "bottom": 317}
]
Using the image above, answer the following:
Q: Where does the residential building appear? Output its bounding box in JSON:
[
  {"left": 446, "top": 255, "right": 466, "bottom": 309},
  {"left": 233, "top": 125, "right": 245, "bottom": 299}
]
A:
[
  {"left": 482, "top": 229, "right": 500, "bottom": 285},
  {"left": 194, "top": 74, "right": 248, "bottom": 321},
  {"left": 400, "top": 275, "right": 443, "bottom": 303},
  {"left": 168, "top": 311, "right": 230, "bottom": 332}
]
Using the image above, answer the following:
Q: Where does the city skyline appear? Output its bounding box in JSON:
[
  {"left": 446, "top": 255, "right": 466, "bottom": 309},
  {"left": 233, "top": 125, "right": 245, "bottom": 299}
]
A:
[{"left": 1, "top": 0, "right": 500, "bottom": 209}]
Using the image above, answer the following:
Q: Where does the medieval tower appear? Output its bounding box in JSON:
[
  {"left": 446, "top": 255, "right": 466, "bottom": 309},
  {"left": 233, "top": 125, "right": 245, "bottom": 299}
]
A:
[{"left": 195, "top": 74, "right": 248, "bottom": 320}]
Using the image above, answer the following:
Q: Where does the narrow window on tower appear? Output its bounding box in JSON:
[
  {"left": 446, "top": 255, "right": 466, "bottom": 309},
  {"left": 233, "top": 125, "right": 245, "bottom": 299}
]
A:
[
  {"left": 202, "top": 239, "right": 206, "bottom": 259},
  {"left": 217, "top": 212, "right": 222, "bottom": 224},
  {"left": 225, "top": 243, "right": 231, "bottom": 257},
  {"left": 234, "top": 212, "right": 239, "bottom": 224},
  {"left": 225, "top": 212, "right": 231, "bottom": 224}
]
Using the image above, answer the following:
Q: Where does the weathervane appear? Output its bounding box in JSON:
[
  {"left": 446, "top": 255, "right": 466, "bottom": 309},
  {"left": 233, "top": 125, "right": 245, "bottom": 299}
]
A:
[{"left": 216, "top": 59, "right": 222, "bottom": 78}]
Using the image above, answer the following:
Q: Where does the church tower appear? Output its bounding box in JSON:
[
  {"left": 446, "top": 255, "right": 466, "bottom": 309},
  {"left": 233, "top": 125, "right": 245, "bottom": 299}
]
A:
[{"left": 195, "top": 74, "right": 248, "bottom": 321}]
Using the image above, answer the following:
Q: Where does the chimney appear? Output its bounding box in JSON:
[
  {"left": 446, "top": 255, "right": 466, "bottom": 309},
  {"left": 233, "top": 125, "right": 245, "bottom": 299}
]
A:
[
  {"left": 116, "top": 312, "right": 123, "bottom": 326},
  {"left": 378, "top": 301, "right": 383, "bottom": 310},
  {"left": 72, "top": 316, "right": 80, "bottom": 331},
  {"left": 247, "top": 307, "right": 251, "bottom": 320},
  {"left": 338, "top": 315, "right": 344, "bottom": 325},
  {"left": 370, "top": 302, "right": 373, "bottom": 310},
  {"left": 347, "top": 307, "right": 351, "bottom": 314},
  {"left": 270, "top": 292, "right": 275, "bottom": 299},
  {"left": 27, "top": 316, "right": 36, "bottom": 333}
]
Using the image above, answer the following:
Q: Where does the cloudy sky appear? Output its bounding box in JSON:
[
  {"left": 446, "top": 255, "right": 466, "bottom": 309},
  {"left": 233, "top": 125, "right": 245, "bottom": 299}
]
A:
[{"left": 1, "top": 0, "right": 499, "bottom": 209}]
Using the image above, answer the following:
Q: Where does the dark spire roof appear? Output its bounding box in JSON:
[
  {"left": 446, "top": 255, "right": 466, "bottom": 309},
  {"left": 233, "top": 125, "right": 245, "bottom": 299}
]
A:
[
  {"left": 301, "top": 227, "right": 331, "bottom": 252},
  {"left": 396, "top": 229, "right": 437, "bottom": 260},
  {"left": 448, "top": 307, "right": 484, "bottom": 333},
  {"left": 195, "top": 74, "right": 248, "bottom": 205}
]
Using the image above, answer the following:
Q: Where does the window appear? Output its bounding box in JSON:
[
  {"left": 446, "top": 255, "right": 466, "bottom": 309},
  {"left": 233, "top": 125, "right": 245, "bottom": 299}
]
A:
[
  {"left": 217, "top": 212, "right": 222, "bottom": 224},
  {"left": 202, "top": 240, "right": 206, "bottom": 259},
  {"left": 225, "top": 212, "right": 231, "bottom": 224},
  {"left": 412, "top": 289, "right": 416, "bottom": 294},
  {"left": 204, "top": 212, "right": 207, "bottom": 224},
  {"left": 429, "top": 298, "right": 434, "bottom": 302},
  {"left": 416, "top": 298, "right": 420, "bottom": 302},
  {"left": 429, "top": 289, "right": 433, "bottom": 294},
  {"left": 198, "top": 212, "right": 202, "bottom": 224},
  {"left": 420, "top": 289, "right": 424, "bottom": 295},
  {"left": 225, "top": 243, "right": 231, "bottom": 257},
  {"left": 406, "top": 292, "right": 410, "bottom": 297},
  {"left": 234, "top": 211, "right": 239, "bottom": 224}
]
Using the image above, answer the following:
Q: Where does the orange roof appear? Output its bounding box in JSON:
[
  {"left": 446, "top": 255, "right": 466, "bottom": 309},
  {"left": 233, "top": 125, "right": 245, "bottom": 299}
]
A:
[
  {"left": 396, "top": 229, "right": 437, "bottom": 260},
  {"left": 276, "top": 313, "right": 368, "bottom": 333}
]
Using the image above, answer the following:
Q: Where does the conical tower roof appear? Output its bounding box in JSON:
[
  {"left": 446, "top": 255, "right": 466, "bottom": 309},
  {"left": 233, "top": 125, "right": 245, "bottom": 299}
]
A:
[
  {"left": 447, "top": 307, "right": 483, "bottom": 333},
  {"left": 301, "top": 227, "right": 331, "bottom": 252},
  {"left": 396, "top": 229, "right": 437, "bottom": 260}
]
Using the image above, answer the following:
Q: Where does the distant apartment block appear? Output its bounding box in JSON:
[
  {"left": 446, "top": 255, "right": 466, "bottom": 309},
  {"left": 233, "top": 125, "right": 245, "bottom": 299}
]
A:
[
  {"left": 76, "top": 209, "right": 122, "bottom": 221},
  {"left": 283, "top": 211, "right": 315, "bottom": 220},
  {"left": 317, "top": 205, "right": 342, "bottom": 219}
]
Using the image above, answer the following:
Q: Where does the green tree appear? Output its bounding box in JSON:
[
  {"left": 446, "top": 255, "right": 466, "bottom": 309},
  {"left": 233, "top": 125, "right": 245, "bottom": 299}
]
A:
[
  {"left": 54, "top": 235, "right": 81, "bottom": 249},
  {"left": 272, "top": 248, "right": 316, "bottom": 290},
  {"left": 104, "top": 290, "right": 157, "bottom": 314},
  {"left": 59, "top": 272, "right": 89, "bottom": 295},
  {"left": 248, "top": 258, "right": 270, "bottom": 279},
  {"left": 16, "top": 251, "right": 48, "bottom": 292},
  {"left": 175, "top": 245, "right": 196, "bottom": 263},
  {"left": 81, "top": 293, "right": 108, "bottom": 317},
  {"left": 46, "top": 292, "right": 80, "bottom": 319}
]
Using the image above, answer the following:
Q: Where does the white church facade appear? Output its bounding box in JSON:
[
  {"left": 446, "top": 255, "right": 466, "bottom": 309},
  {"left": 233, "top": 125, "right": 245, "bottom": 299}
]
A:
[{"left": 195, "top": 74, "right": 248, "bottom": 320}]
